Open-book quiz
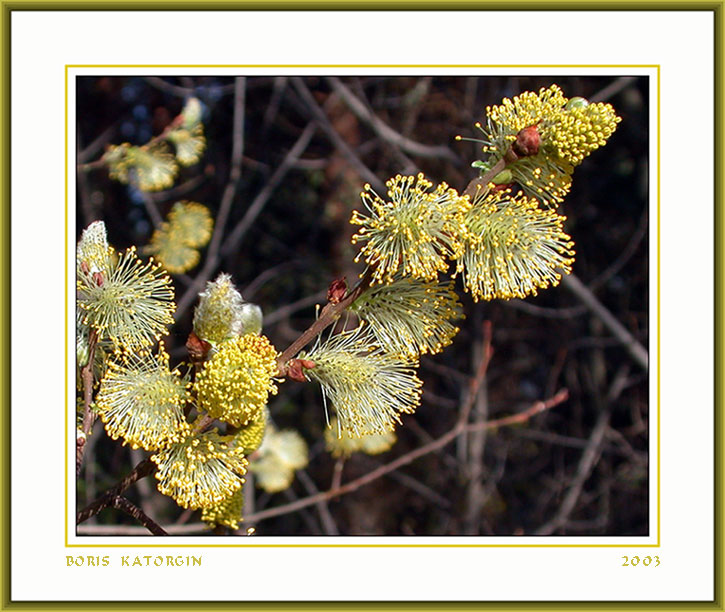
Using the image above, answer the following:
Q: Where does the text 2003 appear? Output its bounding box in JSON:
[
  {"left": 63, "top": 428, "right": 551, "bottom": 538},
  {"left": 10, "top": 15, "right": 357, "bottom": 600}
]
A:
[{"left": 622, "top": 556, "right": 660, "bottom": 567}]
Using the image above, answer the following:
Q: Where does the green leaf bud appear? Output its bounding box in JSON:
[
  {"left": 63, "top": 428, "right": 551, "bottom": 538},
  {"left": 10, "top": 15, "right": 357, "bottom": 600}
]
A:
[{"left": 565, "top": 96, "right": 589, "bottom": 111}]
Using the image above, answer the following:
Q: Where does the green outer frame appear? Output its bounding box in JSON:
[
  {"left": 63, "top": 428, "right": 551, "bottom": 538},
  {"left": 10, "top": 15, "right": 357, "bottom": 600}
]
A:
[{"left": 1, "top": 2, "right": 721, "bottom": 610}]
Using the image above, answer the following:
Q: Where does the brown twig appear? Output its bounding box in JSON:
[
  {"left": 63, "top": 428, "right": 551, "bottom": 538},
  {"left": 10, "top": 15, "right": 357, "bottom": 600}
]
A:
[
  {"left": 297, "top": 470, "right": 339, "bottom": 536},
  {"left": 457, "top": 321, "right": 494, "bottom": 428},
  {"left": 241, "top": 389, "right": 569, "bottom": 526},
  {"left": 175, "top": 77, "right": 248, "bottom": 319},
  {"left": 290, "top": 78, "right": 386, "bottom": 194},
  {"left": 331, "top": 458, "right": 345, "bottom": 492},
  {"left": 327, "top": 76, "right": 459, "bottom": 164},
  {"left": 111, "top": 496, "right": 168, "bottom": 536},
  {"left": 560, "top": 273, "right": 648, "bottom": 371},
  {"left": 77, "top": 389, "right": 569, "bottom": 536},
  {"left": 534, "top": 406, "right": 611, "bottom": 536},
  {"left": 461, "top": 157, "right": 508, "bottom": 200},
  {"left": 76, "top": 328, "right": 99, "bottom": 477},
  {"left": 77, "top": 458, "right": 156, "bottom": 524},
  {"left": 275, "top": 267, "right": 375, "bottom": 376},
  {"left": 462, "top": 322, "right": 493, "bottom": 534}
]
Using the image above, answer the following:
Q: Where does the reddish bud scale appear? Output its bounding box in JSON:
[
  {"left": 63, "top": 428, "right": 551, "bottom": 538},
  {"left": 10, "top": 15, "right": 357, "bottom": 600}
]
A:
[
  {"left": 286, "top": 358, "right": 315, "bottom": 382},
  {"left": 186, "top": 332, "right": 211, "bottom": 364},
  {"left": 512, "top": 124, "right": 541, "bottom": 157},
  {"left": 327, "top": 278, "right": 347, "bottom": 304}
]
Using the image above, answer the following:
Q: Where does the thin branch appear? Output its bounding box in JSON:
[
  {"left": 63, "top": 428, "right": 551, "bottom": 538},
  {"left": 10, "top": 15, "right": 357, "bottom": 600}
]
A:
[
  {"left": 263, "top": 291, "right": 328, "bottom": 327},
  {"left": 462, "top": 323, "right": 492, "bottom": 534},
  {"left": 219, "top": 120, "right": 316, "bottom": 261},
  {"left": 142, "top": 77, "right": 239, "bottom": 99},
  {"left": 111, "top": 496, "right": 168, "bottom": 536},
  {"left": 76, "top": 328, "right": 98, "bottom": 477},
  {"left": 503, "top": 299, "right": 587, "bottom": 319},
  {"left": 376, "top": 462, "right": 451, "bottom": 510},
  {"left": 175, "top": 77, "right": 247, "bottom": 318},
  {"left": 561, "top": 273, "right": 648, "bottom": 371},
  {"left": 456, "top": 322, "right": 494, "bottom": 428},
  {"left": 589, "top": 206, "right": 649, "bottom": 293},
  {"left": 297, "top": 470, "right": 339, "bottom": 536},
  {"left": 590, "top": 76, "right": 638, "bottom": 103},
  {"left": 290, "top": 78, "right": 385, "bottom": 194},
  {"left": 138, "top": 189, "right": 164, "bottom": 229},
  {"left": 148, "top": 173, "right": 206, "bottom": 203},
  {"left": 275, "top": 268, "right": 375, "bottom": 376},
  {"left": 327, "top": 76, "right": 459, "bottom": 164},
  {"left": 78, "top": 523, "right": 205, "bottom": 536},
  {"left": 77, "top": 459, "right": 156, "bottom": 524},
  {"left": 77, "top": 123, "right": 116, "bottom": 164},
  {"left": 241, "top": 389, "right": 569, "bottom": 526},
  {"left": 331, "top": 458, "right": 345, "bottom": 492},
  {"left": 533, "top": 407, "right": 611, "bottom": 536},
  {"left": 143, "top": 76, "right": 198, "bottom": 98}
]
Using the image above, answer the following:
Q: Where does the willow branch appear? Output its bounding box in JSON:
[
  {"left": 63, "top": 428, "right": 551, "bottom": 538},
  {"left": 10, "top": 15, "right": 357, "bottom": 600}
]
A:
[
  {"left": 242, "top": 389, "right": 569, "bottom": 525},
  {"left": 111, "top": 496, "right": 168, "bottom": 536},
  {"left": 290, "top": 77, "right": 385, "bottom": 194},
  {"left": 560, "top": 273, "right": 648, "bottom": 371},
  {"left": 76, "top": 328, "right": 98, "bottom": 477},
  {"left": 77, "top": 458, "right": 156, "bottom": 524},
  {"left": 327, "top": 76, "right": 459, "bottom": 163},
  {"left": 175, "top": 76, "right": 247, "bottom": 318},
  {"left": 276, "top": 267, "right": 375, "bottom": 376}
]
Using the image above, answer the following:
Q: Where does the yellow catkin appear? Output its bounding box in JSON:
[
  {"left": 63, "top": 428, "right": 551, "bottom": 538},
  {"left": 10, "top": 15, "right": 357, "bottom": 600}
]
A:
[
  {"left": 195, "top": 335, "right": 279, "bottom": 427},
  {"left": 152, "top": 430, "right": 248, "bottom": 510},
  {"left": 350, "top": 173, "right": 469, "bottom": 285}
]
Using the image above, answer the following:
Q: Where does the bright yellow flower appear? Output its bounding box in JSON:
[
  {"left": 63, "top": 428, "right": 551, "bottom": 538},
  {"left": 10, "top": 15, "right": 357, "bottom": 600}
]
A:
[
  {"left": 152, "top": 429, "right": 248, "bottom": 510},
  {"left": 351, "top": 174, "right": 469, "bottom": 285},
  {"left": 351, "top": 275, "right": 462, "bottom": 358},
  {"left": 76, "top": 246, "right": 175, "bottom": 351},
  {"left": 195, "top": 335, "right": 279, "bottom": 427},
  {"left": 201, "top": 489, "right": 244, "bottom": 530},
  {"left": 483, "top": 84, "right": 621, "bottom": 166},
  {"left": 301, "top": 325, "right": 423, "bottom": 436},
  {"left": 465, "top": 85, "right": 621, "bottom": 206},
  {"left": 232, "top": 409, "right": 268, "bottom": 455},
  {"left": 455, "top": 188, "right": 575, "bottom": 301},
  {"left": 95, "top": 349, "right": 191, "bottom": 451}
]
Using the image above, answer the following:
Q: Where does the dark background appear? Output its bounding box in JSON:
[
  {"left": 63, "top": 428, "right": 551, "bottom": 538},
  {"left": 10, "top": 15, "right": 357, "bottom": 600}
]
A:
[{"left": 76, "top": 75, "right": 649, "bottom": 536}]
